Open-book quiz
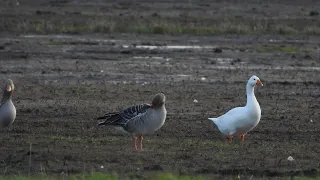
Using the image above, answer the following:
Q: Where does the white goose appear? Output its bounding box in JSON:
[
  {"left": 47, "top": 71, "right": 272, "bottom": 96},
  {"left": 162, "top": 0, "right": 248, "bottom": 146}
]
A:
[
  {"left": 208, "top": 75, "right": 263, "bottom": 142},
  {"left": 97, "top": 93, "right": 167, "bottom": 152}
]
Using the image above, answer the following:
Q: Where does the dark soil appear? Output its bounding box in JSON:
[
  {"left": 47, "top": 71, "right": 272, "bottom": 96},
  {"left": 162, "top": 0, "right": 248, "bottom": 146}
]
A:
[{"left": 0, "top": 0, "right": 320, "bottom": 179}]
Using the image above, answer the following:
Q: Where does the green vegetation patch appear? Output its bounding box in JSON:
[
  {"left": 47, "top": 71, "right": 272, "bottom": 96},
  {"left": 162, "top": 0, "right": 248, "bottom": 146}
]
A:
[
  {"left": 258, "top": 45, "right": 313, "bottom": 53},
  {"left": 0, "top": 173, "right": 209, "bottom": 180},
  {"left": 1, "top": 172, "right": 320, "bottom": 180},
  {"left": 2, "top": 16, "right": 320, "bottom": 35}
]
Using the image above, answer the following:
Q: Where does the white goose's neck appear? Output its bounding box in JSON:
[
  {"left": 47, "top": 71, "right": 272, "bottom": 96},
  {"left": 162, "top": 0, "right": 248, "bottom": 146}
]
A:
[{"left": 245, "top": 84, "right": 257, "bottom": 108}]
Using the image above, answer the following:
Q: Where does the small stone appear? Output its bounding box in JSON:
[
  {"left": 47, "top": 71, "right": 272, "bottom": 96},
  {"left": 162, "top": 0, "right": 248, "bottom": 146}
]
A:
[
  {"left": 304, "top": 54, "right": 312, "bottom": 59},
  {"left": 193, "top": 99, "right": 199, "bottom": 103},
  {"left": 309, "top": 10, "right": 319, "bottom": 16},
  {"left": 213, "top": 48, "right": 222, "bottom": 53},
  {"left": 287, "top": 156, "right": 294, "bottom": 161}
]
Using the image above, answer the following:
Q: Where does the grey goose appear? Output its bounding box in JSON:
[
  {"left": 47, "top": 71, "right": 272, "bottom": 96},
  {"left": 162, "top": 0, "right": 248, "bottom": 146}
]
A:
[
  {"left": 0, "top": 79, "right": 16, "bottom": 128},
  {"left": 97, "top": 93, "right": 167, "bottom": 151}
]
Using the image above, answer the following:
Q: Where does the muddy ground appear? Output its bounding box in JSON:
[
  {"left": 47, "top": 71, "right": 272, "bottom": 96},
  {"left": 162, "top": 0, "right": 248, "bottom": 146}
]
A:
[{"left": 0, "top": 0, "right": 320, "bottom": 179}]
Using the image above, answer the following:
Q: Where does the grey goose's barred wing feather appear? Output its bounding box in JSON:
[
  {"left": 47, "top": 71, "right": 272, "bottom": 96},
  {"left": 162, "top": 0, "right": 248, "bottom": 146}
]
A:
[
  {"left": 120, "top": 103, "right": 151, "bottom": 121},
  {"left": 97, "top": 104, "right": 151, "bottom": 126}
]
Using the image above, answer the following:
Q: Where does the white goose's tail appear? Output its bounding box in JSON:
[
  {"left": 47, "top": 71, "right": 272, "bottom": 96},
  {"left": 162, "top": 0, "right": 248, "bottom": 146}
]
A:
[{"left": 208, "top": 118, "right": 218, "bottom": 125}]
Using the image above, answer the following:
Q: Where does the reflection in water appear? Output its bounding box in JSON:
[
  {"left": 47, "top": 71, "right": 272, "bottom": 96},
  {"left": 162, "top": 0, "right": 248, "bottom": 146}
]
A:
[
  {"left": 123, "top": 45, "right": 215, "bottom": 50},
  {"left": 133, "top": 56, "right": 171, "bottom": 61}
]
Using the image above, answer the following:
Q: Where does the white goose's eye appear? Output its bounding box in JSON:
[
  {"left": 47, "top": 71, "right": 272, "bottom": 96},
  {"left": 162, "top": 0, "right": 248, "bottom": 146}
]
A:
[{"left": 253, "top": 78, "right": 256, "bottom": 80}]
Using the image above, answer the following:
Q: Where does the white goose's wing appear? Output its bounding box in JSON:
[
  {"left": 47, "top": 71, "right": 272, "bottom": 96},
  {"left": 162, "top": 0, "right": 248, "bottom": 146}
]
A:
[{"left": 218, "top": 107, "right": 246, "bottom": 120}]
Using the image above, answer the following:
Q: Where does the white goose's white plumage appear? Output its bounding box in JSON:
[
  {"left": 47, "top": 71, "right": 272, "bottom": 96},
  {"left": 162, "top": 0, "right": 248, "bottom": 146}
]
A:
[
  {"left": 208, "top": 75, "right": 263, "bottom": 142},
  {"left": 97, "top": 93, "right": 167, "bottom": 151},
  {"left": 0, "top": 79, "right": 16, "bottom": 128}
]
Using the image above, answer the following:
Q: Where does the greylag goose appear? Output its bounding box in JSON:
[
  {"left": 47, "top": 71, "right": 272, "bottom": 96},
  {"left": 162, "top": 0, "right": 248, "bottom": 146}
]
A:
[
  {"left": 0, "top": 79, "right": 16, "bottom": 128},
  {"left": 97, "top": 93, "right": 167, "bottom": 151}
]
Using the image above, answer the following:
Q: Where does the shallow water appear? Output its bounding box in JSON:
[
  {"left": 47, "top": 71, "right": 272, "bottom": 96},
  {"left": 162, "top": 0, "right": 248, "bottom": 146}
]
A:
[{"left": 123, "top": 44, "right": 215, "bottom": 50}]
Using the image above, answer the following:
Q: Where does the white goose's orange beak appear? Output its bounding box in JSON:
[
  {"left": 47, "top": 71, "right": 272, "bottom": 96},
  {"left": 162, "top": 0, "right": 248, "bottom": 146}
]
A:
[{"left": 256, "top": 80, "right": 263, "bottom": 86}]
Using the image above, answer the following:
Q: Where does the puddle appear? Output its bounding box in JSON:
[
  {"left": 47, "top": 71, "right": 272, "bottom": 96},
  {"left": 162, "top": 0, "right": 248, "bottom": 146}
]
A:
[
  {"left": 133, "top": 56, "right": 171, "bottom": 61},
  {"left": 273, "top": 66, "right": 320, "bottom": 71},
  {"left": 268, "top": 39, "right": 306, "bottom": 43},
  {"left": 23, "top": 35, "right": 74, "bottom": 39},
  {"left": 21, "top": 35, "right": 216, "bottom": 50},
  {"left": 207, "top": 57, "right": 244, "bottom": 65},
  {"left": 21, "top": 35, "right": 122, "bottom": 43},
  {"left": 209, "top": 65, "right": 320, "bottom": 71},
  {"left": 19, "top": 35, "right": 318, "bottom": 48},
  {"left": 176, "top": 74, "right": 192, "bottom": 77},
  {"left": 215, "top": 57, "right": 233, "bottom": 64},
  {"left": 122, "top": 45, "right": 215, "bottom": 50}
]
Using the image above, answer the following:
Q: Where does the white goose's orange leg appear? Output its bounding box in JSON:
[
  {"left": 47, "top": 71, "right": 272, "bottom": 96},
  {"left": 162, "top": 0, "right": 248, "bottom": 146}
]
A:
[
  {"left": 240, "top": 134, "right": 245, "bottom": 142},
  {"left": 228, "top": 136, "right": 233, "bottom": 143},
  {"left": 132, "top": 136, "right": 137, "bottom": 151}
]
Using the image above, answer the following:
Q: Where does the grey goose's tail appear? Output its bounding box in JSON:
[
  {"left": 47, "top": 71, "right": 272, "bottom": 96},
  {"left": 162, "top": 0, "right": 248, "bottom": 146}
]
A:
[{"left": 97, "top": 112, "right": 122, "bottom": 126}]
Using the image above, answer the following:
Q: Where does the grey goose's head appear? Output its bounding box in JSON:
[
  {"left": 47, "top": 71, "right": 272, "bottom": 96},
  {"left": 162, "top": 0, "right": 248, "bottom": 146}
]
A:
[
  {"left": 1, "top": 79, "right": 15, "bottom": 103},
  {"left": 151, "top": 93, "right": 166, "bottom": 108}
]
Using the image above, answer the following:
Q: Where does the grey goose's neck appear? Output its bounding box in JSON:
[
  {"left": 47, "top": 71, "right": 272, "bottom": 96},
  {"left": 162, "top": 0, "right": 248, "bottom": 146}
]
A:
[
  {"left": 152, "top": 104, "right": 166, "bottom": 111},
  {"left": 1, "top": 90, "right": 13, "bottom": 104}
]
